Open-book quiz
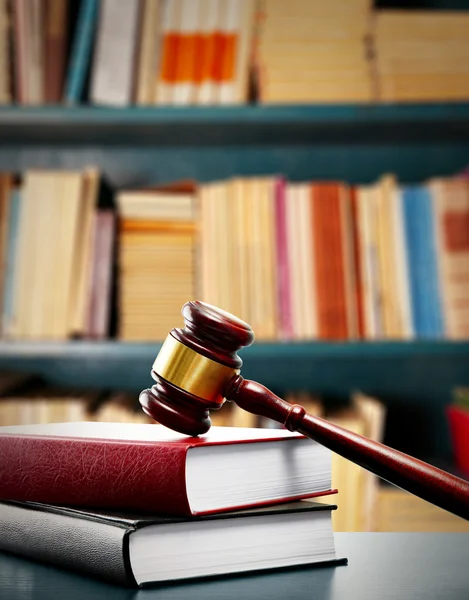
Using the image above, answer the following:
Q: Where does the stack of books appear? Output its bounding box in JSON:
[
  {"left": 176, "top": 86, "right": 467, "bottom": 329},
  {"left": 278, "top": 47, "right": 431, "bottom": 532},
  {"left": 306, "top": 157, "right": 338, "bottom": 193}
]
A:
[
  {"left": 256, "top": 0, "right": 374, "bottom": 103},
  {"left": 374, "top": 10, "right": 469, "bottom": 102},
  {"left": 116, "top": 182, "right": 196, "bottom": 341},
  {"left": 0, "top": 422, "right": 346, "bottom": 587}
]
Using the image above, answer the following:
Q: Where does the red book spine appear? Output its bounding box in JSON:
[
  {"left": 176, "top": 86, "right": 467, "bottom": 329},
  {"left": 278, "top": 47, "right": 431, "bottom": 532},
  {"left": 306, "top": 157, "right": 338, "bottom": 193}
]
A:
[
  {"left": 333, "top": 185, "right": 348, "bottom": 339},
  {"left": 0, "top": 435, "right": 192, "bottom": 515},
  {"left": 312, "top": 184, "right": 349, "bottom": 340}
]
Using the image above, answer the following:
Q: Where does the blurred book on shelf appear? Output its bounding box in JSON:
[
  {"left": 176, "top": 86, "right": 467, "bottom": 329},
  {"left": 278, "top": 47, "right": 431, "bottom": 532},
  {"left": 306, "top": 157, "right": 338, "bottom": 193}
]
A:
[
  {"left": 0, "top": 370, "right": 151, "bottom": 426},
  {"left": 116, "top": 181, "right": 196, "bottom": 341},
  {"left": 374, "top": 11, "right": 469, "bottom": 102},
  {"left": 376, "top": 485, "right": 469, "bottom": 533},
  {"left": 319, "top": 392, "right": 386, "bottom": 533},
  {"left": 255, "top": 0, "right": 374, "bottom": 103}
]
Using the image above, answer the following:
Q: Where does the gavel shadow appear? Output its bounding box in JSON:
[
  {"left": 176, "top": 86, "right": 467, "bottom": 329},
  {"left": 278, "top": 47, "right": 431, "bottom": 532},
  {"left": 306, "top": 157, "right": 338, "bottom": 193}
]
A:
[{"left": 0, "top": 551, "right": 339, "bottom": 600}]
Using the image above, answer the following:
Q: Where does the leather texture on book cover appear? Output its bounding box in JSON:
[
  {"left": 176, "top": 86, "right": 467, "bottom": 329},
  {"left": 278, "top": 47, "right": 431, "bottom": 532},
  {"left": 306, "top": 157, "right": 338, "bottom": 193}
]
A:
[
  {"left": 0, "top": 500, "right": 344, "bottom": 587},
  {"left": 0, "top": 423, "right": 336, "bottom": 514}
]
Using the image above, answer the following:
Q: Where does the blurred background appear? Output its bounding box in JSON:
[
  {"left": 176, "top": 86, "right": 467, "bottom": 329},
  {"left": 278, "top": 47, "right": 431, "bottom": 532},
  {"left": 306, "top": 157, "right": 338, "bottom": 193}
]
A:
[{"left": 0, "top": 0, "right": 469, "bottom": 532}]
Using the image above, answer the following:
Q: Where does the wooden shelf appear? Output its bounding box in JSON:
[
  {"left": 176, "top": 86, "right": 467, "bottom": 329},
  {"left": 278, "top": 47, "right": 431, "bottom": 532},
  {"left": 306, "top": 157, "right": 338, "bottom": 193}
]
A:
[
  {"left": 1, "top": 103, "right": 469, "bottom": 145},
  {"left": 1, "top": 338, "right": 469, "bottom": 358},
  {"left": 0, "top": 338, "right": 468, "bottom": 388},
  {"left": 1, "top": 103, "right": 468, "bottom": 185}
]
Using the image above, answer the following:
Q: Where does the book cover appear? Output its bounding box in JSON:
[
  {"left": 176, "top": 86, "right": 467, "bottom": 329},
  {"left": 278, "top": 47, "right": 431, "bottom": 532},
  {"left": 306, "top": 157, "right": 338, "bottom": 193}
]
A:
[
  {"left": 2, "top": 185, "right": 20, "bottom": 337},
  {"left": 84, "top": 208, "right": 116, "bottom": 339},
  {"left": 402, "top": 186, "right": 443, "bottom": 338},
  {"left": 430, "top": 178, "right": 469, "bottom": 339},
  {"left": 0, "top": 499, "right": 344, "bottom": 587},
  {"left": 274, "top": 177, "right": 293, "bottom": 339},
  {"left": 135, "top": 0, "right": 162, "bottom": 105},
  {"left": 194, "top": 0, "right": 219, "bottom": 104},
  {"left": 0, "top": 422, "right": 335, "bottom": 515},
  {"left": 90, "top": 0, "right": 140, "bottom": 106},
  {"left": 64, "top": 0, "right": 99, "bottom": 104},
  {"left": 155, "top": 0, "right": 181, "bottom": 105},
  {"left": 44, "top": 0, "right": 68, "bottom": 103}
]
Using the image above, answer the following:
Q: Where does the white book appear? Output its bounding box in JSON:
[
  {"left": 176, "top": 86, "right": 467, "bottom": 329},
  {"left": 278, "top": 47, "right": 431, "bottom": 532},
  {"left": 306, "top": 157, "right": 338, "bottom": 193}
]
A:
[
  {"left": 298, "top": 184, "right": 318, "bottom": 339},
  {"left": 357, "top": 187, "right": 380, "bottom": 339},
  {"left": 90, "top": 0, "right": 140, "bottom": 106},
  {"left": 217, "top": 0, "right": 239, "bottom": 104},
  {"left": 155, "top": 0, "right": 182, "bottom": 105},
  {"left": 173, "top": 0, "right": 199, "bottom": 105},
  {"left": 28, "top": 0, "right": 44, "bottom": 104},
  {"left": 195, "top": 0, "right": 219, "bottom": 105},
  {"left": 285, "top": 184, "right": 304, "bottom": 339},
  {"left": 218, "top": 0, "right": 254, "bottom": 104},
  {"left": 392, "top": 186, "right": 414, "bottom": 338}
]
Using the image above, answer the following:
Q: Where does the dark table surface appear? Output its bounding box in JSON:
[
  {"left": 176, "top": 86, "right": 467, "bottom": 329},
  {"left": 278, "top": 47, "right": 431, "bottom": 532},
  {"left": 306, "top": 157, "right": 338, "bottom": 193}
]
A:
[{"left": 0, "top": 533, "right": 468, "bottom": 600}]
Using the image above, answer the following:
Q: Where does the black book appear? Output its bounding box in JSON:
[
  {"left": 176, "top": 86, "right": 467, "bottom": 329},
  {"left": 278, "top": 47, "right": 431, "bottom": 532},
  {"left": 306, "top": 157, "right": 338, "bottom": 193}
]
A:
[{"left": 0, "top": 500, "right": 346, "bottom": 588}]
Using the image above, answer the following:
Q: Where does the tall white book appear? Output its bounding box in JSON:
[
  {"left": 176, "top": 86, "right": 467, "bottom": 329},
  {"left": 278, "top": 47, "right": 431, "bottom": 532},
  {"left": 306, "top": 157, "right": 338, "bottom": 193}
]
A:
[{"left": 90, "top": 0, "right": 140, "bottom": 106}]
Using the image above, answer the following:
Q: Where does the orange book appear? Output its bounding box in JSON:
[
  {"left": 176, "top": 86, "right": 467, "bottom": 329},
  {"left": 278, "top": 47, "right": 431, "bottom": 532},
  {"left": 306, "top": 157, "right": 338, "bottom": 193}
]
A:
[
  {"left": 119, "top": 219, "right": 195, "bottom": 235},
  {"left": 195, "top": 0, "right": 220, "bottom": 104},
  {"left": 217, "top": 0, "right": 254, "bottom": 104},
  {"left": 312, "top": 183, "right": 349, "bottom": 340},
  {"left": 173, "top": 0, "right": 199, "bottom": 104}
]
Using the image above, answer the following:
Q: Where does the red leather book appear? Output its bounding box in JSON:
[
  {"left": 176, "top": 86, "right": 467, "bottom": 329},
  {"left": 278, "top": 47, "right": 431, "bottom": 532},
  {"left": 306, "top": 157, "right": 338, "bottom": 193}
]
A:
[{"left": 0, "top": 422, "right": 335, "bottom": 515}]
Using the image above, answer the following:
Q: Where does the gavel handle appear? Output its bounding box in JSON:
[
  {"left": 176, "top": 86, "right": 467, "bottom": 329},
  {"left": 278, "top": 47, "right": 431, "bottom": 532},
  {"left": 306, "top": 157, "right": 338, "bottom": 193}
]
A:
[{"left": 227, "top": 376, "right": 469, "bottom": 521}]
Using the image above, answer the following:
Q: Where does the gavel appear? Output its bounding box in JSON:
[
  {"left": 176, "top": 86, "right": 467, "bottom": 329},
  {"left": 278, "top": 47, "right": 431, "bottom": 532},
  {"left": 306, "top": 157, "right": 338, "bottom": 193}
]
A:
[{"left": 139, "top": 300, "right": 469, "bottom": 521}]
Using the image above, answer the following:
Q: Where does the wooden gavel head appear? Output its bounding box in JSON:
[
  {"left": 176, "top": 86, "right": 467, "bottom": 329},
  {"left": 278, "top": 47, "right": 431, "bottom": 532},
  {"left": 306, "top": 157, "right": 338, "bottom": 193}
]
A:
[{"left": 139, "top": 301, "right": 255, "bottom": 436}]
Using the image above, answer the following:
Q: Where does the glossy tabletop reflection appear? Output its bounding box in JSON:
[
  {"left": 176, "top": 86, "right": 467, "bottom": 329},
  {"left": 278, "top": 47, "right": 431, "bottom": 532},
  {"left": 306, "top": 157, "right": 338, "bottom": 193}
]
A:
[{"left": 0, "top": 533, "right": 468, "bottom": 600}]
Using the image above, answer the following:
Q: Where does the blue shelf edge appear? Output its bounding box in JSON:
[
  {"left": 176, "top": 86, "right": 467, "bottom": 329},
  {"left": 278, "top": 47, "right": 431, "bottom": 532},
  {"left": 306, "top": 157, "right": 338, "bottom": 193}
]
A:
[
  {"left": 0, "top": 339, "right": 468, "bottom": 359},
  {"left": 1, "top": 103, "right": 469, "bottom": 126}
]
